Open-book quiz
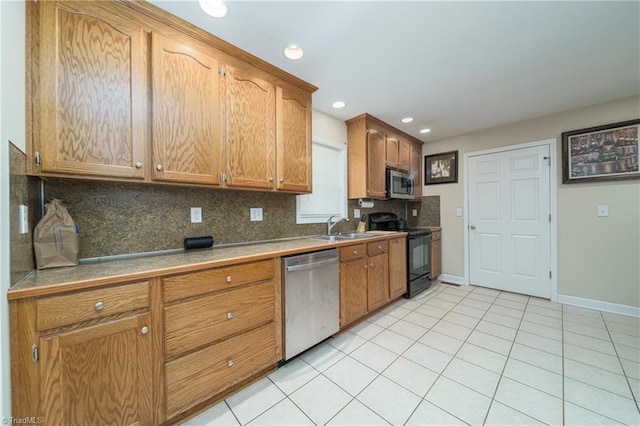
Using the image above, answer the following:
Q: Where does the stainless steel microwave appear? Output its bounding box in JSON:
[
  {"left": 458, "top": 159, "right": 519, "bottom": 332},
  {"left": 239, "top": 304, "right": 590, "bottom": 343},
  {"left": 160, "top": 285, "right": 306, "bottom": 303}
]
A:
[{"left": 386, "top": 169, "right": 415, "bottom": 199}]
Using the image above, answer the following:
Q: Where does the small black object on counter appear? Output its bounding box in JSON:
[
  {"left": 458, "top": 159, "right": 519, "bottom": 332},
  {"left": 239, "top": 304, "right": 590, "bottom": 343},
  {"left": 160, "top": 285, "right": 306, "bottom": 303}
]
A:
[{"left": 184, "top": 236, "right": 214, "bottom": 250}]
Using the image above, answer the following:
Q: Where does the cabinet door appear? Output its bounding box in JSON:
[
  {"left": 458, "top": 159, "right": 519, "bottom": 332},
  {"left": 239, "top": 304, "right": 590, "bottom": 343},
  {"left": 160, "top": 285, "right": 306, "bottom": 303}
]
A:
[
  {"left": 151, "top": 33, "right": 222, "bottom": 185},
  {"left": 276, "top": 87, "right": 312, "bottom": 193},
  {"left": 385, "top": 135, "right": 399, "bottom": 169},
  {"left": 388, "top": 237, "right": 408, "bottom": 300},
  {"left": 367, "top": 126, "right": 387, "bottom": 198},
  {"left": 411, "top": 144, "right": 423, "bottom": 199},
  {"left": 399, "top": 139, "right": 411, "bottom": 172},
  {"left": 339, "top": 259, "right": 368, "bottom": 327},
  {"left": 38, "top": 1, "right": 145, "bottom": 179},
  {"left": 222, "top": 64, "right": 276, "bottom": 190},
  {"left": 367, "top": 253, "right": 389, "bottom": 311},
  {"left": 40, "top": 313, "right": 152, "bottom": 425}
]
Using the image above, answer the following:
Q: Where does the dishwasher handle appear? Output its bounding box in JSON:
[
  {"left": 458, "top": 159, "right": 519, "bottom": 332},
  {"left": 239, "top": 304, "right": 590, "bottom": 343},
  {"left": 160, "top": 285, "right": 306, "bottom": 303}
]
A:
[{"left": 285, "top": 256, "right": 339, "bottom": 272}]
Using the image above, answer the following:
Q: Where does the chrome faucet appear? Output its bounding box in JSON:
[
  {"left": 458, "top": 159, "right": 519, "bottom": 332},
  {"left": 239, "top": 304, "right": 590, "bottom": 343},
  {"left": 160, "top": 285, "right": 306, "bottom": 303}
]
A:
[{"left": 327, "top": 215, "right": 349, "bottom": 235}]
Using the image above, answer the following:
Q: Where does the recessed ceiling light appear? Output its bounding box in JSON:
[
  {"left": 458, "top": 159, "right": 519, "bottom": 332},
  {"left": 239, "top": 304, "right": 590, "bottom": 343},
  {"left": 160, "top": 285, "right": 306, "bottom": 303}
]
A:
[
  {"left": 420, "top": 128, "right": 432, "bottom": 134},
  {"left": 401, "top": 117, "right": 414, "bottom": 123},
  {"left": 332, "top": 101, "right": 346, "bottom": 109},
  {"left": 283, "top": 43, "right": 304, "bottom": 60},
  {"left": 199, "top": 0, "right": 227, "bottom": 18}
]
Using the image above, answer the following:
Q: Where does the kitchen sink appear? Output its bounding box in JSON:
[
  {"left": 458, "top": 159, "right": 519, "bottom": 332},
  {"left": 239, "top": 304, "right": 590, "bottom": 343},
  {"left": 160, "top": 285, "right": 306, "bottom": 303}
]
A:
[{"left": 313, "top": 233, "right": 373, "bottom": 242}]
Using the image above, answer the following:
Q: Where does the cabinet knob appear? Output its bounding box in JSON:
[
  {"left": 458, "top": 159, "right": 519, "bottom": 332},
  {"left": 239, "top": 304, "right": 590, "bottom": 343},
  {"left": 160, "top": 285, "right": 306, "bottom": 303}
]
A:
[
  {"left": 279, "top": 178, "right": 285, "bottom": 183},
  {"left": 141, "top": 326, "right": 149, "bottom": 335},
  {"left": 226, "top": 312, "right": 233, "bottom": 320},
  {"left": 370, "top": 263, "right": 374, "bottom": 267},
  {"left": 227, "top": 359, "right": 234, "bottom": 367},
  {"left": 353, "top": 250, "right": 358, "bottom": 255},
  {"left": 95, "top": 301, "right": 104, "bottom": 311},
  {"left": 377, "top": 245, "right": 382, "bottom": 250},
  {"left": 364, "top": 264, "right": 368, "bottom": 269},
  {"left": 156, "top": 164, "right": 163, "bottom": 171},
  {"left": 226, "top": 276, "right": 232, "bottom": 283},
  {"left": 135, "top": 162, "right": 142, "bottom": 169}
]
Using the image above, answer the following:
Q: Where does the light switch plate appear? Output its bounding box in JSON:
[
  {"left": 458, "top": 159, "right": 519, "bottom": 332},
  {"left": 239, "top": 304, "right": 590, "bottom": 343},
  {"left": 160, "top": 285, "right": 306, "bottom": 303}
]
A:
[
  {"left": 190, "top": 207, "right": 202, "bottom": 223},
  {"left": 250, "top": 208, "right": 263, "bottom": 221},
  {"left": 18, "top": 204, "right": 29, "bottom": 234},
  {"left": 354, "top": 209, "right": 361, "bottom": 219},
  {"left": 597, "top": 205, "right": 609, "bottom": 217},
  {"left": 456, "top": 208, "right": 463, "bottom": 217},
  {"left": 412, "top": 209, "right": 418, "bottom": 217}
]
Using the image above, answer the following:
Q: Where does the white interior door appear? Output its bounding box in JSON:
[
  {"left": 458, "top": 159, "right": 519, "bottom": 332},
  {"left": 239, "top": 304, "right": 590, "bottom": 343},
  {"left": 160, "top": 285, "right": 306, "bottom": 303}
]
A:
[{"left": 468, "top": 145, "right": 551, "bottom": 298}]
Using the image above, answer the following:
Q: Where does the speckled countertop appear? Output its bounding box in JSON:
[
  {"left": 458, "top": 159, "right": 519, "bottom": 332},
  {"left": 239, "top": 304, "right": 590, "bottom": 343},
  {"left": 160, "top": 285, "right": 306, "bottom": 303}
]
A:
[{"left": 8, "top": 233, "right": 407, "bottom": 299}]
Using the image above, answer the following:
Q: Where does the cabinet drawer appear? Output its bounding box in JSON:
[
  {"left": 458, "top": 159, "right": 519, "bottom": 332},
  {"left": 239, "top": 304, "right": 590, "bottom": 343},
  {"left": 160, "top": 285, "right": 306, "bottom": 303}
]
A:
[
  {"left": 164, "top": 281, "right": 274, "bottom": 357},
  {"left": 36, "top": 281, "right": 149, "bottom": 331},
  {"left": 339, "top": 244, "right": 366, "bottom": 261},
  {"left": 165, "top": 322, "right": 277, "bottom": 418},
  {"left": 367, "top": 240, "right": 388, "bottom": 256},
  {"left": 431, "top": 230, "right": 441, "bottom": 242},
  {"left": 163, "top": 259, "right": 274, "bottom": 302}
]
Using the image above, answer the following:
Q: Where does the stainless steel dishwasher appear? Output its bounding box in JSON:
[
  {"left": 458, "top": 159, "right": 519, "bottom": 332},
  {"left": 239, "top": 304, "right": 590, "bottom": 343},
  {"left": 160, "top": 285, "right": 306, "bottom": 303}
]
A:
[{"left": 283, "top": 248, "right": 340, "bottom": 360}]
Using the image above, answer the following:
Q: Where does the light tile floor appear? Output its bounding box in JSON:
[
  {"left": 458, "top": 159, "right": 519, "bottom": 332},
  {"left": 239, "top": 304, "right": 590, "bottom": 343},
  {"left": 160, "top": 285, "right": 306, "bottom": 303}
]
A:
[{"left": 183, "top": 281, "right": 640, "bottom": 425}]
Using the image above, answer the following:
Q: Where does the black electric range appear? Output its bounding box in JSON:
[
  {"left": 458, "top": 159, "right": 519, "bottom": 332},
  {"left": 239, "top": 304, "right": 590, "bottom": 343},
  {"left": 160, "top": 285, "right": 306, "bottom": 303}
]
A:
[{"left": 368, "top": 213, "right": 432, "bottom": 298}]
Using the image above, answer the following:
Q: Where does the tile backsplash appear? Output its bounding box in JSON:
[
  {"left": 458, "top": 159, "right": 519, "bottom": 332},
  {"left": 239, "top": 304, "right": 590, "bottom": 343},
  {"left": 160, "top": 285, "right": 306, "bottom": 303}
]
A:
[
  {"left": 40, "top": 179, "right": 440, "bottom": 259},
  {"left": 9, "top": 143, "right": 40, "bottom": 285}
]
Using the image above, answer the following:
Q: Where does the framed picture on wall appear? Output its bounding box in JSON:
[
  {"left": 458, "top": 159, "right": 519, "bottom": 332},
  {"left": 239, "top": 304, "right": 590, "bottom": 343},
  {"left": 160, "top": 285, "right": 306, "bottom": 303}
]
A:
[
  {"left": 425, "top": 150, "right": 458, "bottom": 185},
  {"left": 561, "top": 119, "right": 639, "bottom": 183}
]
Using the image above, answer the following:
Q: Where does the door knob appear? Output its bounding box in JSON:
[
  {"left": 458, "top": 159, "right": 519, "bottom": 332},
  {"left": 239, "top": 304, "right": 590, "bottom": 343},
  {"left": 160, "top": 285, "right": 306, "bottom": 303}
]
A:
[{"left": 470, "top": 225, "right": 477, "bottom": 230}]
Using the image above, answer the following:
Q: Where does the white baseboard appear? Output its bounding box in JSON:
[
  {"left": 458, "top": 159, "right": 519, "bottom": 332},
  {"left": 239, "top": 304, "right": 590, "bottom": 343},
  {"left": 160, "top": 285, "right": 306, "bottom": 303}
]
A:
[
  {"left": 557, "top": 294, "right": 640, "bottom": 318},
  {"left": 437, "top": 274, "right": 465, "bottom": 286}
]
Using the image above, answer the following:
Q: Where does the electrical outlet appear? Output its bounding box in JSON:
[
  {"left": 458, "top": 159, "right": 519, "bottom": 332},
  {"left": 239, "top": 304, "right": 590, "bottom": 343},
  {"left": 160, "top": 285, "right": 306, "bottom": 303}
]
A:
[
  {"left": 250, "top": 208, "right": 263, "bottom": 221},
  {"left": 354, "top": 209, "right": 361, "bottom": 219},
  {"left": 18, "top": 205, "right": 29, "bottom": 234},
  {"left": 456, "top": 208, "right": 463, "bottom": 217},
  {"left": 597, "top": 205, "right": 609, "bottom": 217},
  {"left": 190, "top": 207, "right": 202, "bottom": 223},
  {"left": 412, "top": 209, "right": 418, "bottom": 217}
]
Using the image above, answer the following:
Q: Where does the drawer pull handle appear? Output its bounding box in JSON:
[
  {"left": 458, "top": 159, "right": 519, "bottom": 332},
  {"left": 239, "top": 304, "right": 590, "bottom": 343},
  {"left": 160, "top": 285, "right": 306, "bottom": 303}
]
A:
[
  {"left": 95, "top": 301, "right": 104, "bottom": 311},
  {"left": 226, "top": 276, "right": 232, "bottom": 283},
  {"left": 227, "top": 360, "right": 234, "bottom": 367},
  {"left": 141, "top": 326, "right": 149, "bottom": 335},
  {"left": 226, "top": 312, "right": 233, "bottom": 320}
]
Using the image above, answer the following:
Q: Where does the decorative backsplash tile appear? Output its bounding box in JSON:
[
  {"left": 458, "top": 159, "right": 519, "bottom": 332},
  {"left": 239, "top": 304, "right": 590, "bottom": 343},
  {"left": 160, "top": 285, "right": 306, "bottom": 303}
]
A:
[
  {"left": 9, "top": 143, "right": 40, "bottom": 285},
  {"left": 39, "top": 179, "right": 440, "bottom": 259}
]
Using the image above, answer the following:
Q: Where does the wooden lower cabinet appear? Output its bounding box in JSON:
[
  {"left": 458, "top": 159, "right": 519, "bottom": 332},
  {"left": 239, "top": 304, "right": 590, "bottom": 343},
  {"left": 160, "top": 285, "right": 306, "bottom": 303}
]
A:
[
  {"left": 165, "top": 323, "right": 277, "bottom": 418},
  {"left": 431, "top": 229, "right": 442, "bottom": 279},
  {"left": 339, "top": 237, "right": 407, "bottom": 329},
  {"left": 339, "top": 257, "right": 368, "bottom": 327},
  {"left": 388, "top": 237, "right": 408, "bottom": 299},
  {"left": 40, "top": 313, "right": 153, "bottom": 425},
  {"left": 366, "top": 253, "right": 389, "bottom": 311},
  {"left": 161, "top": 258, "right": 281, "bottom": 421}
]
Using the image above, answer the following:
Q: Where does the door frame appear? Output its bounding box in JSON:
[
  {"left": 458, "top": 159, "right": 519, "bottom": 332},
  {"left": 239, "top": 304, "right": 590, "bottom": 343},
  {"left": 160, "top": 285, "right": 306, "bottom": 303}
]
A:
[{"left": 462, "top": 138, "right": 558, "bottom": 302}]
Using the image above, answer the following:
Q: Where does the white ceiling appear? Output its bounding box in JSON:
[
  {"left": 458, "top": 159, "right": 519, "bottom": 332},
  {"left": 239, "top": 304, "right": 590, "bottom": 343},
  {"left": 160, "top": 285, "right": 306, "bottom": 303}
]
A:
[{"left": 148, "top": 0, "right": 640, "bottom": 142}]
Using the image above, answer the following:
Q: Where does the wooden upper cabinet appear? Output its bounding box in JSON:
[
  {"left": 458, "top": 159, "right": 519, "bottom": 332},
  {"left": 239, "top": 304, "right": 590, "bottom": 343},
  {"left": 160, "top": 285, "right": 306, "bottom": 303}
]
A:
[
  {"left": 385, "top": 135, "right": 399, "bottom": 169},
  {"left": 36, "top": 1, "right": 145, "bottom": 179},
  {"left": 151, "top": 33, "right": 222, "bottom": 185},
  {"left": 346, "top": 113, "right": 422, "bottom": 200},
  {"left": 411, "top": 143, "right": 423, "bottom": 199},
  {"left": 221, "top": 64, "right": 276, "bottom": 190},
  {"left": 367, "top": 126, "right": 387, "bottom": 199},
  {"left": 398, "top": 139, "right": 411, "bottom": 172},
  {"left": 276, "top": 87, "right": 312, "bottom": 193},
  {"left": 39, "top": 313, "right": 152, "bottom": 425}
]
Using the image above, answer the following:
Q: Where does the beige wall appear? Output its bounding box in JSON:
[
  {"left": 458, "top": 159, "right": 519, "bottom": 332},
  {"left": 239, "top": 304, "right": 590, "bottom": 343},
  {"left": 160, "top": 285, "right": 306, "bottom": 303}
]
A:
[
  {"left": 423, "top": 95, "right": 640, "bottom": 307},
  {"left": 312, "top": 109, "right": 347, "bottom": 144}
]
